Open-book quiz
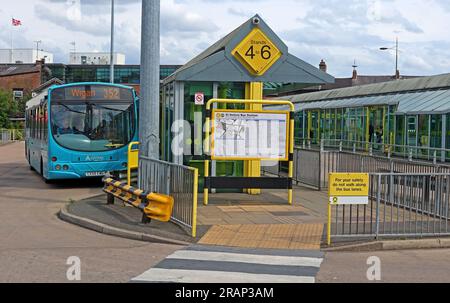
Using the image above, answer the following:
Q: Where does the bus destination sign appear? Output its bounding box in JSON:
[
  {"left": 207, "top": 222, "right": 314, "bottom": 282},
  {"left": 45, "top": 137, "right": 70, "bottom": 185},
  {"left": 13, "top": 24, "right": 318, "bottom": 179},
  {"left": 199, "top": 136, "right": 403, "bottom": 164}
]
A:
[{"left": 51, "top": 85, "right": 133, "bottom": 102}]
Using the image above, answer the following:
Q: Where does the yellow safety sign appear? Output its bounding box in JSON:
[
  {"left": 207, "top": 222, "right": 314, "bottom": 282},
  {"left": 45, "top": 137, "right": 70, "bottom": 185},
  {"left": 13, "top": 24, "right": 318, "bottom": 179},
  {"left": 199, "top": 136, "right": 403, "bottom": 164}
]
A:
[
  {"left": 232, "top": 28, "right": 282, "bottom": 76},
  {"left": 328, "top": 173, "right": 369, "bottom": 205}
]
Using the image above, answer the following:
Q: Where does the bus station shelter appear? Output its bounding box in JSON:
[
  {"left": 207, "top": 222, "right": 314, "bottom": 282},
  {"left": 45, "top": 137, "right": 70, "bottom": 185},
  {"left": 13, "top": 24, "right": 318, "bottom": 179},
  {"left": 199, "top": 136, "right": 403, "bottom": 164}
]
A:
[{"left": 160, "top": 15, "right": 334, "bottom": 190}]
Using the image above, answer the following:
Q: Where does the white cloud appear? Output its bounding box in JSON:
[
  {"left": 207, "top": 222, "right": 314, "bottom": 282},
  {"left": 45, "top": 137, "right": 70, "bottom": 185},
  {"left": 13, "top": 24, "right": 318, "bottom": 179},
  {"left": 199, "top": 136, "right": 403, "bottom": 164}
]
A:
[{"left": 0, "top": 0, "right": 448, "bottom": 77}]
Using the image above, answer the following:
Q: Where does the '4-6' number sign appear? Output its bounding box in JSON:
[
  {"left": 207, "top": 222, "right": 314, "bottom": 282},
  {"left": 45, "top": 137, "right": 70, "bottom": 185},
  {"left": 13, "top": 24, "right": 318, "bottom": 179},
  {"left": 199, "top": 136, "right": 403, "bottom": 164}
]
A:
[
  {"left": 232, "top": 28, "right": 282, "bottom": 76},
  {"left": 245, "top": 45, "right": 272, "bottom": 60}
]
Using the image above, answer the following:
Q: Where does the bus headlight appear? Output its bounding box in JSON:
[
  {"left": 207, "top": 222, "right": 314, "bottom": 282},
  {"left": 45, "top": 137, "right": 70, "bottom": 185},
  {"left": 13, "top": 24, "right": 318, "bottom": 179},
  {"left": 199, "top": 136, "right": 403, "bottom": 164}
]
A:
[
  {"left": 63, "top": 165, "right": 69, "bottom": 171},
  {"left": 55, "top": 165, "right": 62, "bottom": 171}
]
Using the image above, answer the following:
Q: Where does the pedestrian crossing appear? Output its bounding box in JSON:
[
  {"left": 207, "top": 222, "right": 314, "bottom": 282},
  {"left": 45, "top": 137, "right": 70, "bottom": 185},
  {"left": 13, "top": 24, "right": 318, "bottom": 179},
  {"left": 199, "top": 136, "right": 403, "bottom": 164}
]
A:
[{"left": 131, "top": 245, "right": 324, "bottom": 283}]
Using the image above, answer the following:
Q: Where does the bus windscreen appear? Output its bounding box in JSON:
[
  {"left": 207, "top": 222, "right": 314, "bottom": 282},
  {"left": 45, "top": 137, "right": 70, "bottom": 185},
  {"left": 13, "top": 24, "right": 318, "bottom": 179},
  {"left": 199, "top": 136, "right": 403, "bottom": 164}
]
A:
[{"left": 50, "top": 85, "right": 135, "bottom": 152}]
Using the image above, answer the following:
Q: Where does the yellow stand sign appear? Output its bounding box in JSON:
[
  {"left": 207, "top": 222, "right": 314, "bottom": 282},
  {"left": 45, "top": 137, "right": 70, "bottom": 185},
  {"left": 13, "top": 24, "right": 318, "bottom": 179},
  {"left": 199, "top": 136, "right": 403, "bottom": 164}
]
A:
[{"left": 327, "top": 173, "right": 369, "bottom": 246}]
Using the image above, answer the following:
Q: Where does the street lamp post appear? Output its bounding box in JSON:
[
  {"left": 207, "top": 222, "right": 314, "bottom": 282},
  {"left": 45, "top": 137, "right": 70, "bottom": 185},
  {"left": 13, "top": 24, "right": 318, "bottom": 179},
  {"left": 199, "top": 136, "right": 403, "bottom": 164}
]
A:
[
  {"left": 110, "top": 0, "right": 115, "bottom": 83},
  {"left": 380, "top": 37, "right": 399, "bottom": 79},
  {"left": 139, "top": 0, "right": 160, "bottom": 159},
  {"left": 34, "top": 40, "right": 42, "bottom": 61}
]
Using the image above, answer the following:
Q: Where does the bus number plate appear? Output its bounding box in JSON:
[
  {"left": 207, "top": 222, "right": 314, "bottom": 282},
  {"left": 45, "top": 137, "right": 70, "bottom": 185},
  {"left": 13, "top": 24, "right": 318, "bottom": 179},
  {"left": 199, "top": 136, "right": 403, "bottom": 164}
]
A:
[{"left": 86, "top": 172, "right": 107, "bottom": 177}]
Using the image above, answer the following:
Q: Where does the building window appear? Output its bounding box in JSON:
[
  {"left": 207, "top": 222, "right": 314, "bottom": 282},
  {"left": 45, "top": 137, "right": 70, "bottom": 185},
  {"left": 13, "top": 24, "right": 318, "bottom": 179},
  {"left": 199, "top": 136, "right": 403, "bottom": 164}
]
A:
[{"left": 81, "top": 56, "right": 87, "bottom": 64}]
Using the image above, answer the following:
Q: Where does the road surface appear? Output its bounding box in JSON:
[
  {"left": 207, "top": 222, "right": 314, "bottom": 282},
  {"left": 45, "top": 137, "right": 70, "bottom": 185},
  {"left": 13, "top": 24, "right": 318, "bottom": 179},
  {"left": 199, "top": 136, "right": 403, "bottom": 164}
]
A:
[
  {"left": 2, "top": 142, "right": 450, "bottom": 283},
  {"left": 0, "top": 142, "right": 181, "bottom": 283}
]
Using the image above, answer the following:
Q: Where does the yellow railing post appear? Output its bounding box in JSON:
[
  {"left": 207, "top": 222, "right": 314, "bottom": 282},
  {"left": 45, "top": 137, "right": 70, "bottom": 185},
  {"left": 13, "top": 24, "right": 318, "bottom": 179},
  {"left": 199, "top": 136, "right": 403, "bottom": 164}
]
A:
[
  {"left": 288, "top": 111, "right": 295, "bottom": 205},
  {"left": 127, "top": 142, "right": 140, "bottom": 186},
  {"left": 204, "top": 102, "right": 211, "bottom": 206},
  {"left": 327, "top": 203, "right": 332, "bottom": 246}
]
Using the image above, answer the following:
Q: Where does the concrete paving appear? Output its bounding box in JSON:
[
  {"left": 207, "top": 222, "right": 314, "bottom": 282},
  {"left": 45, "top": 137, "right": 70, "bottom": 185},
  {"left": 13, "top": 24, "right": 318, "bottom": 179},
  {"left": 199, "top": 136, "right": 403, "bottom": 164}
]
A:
[
  {"left": 0, "top": 142, "right": 181, "bottom": 283},
  {"left": 66, "top": 185, "right": 329, "bottom": 250}
]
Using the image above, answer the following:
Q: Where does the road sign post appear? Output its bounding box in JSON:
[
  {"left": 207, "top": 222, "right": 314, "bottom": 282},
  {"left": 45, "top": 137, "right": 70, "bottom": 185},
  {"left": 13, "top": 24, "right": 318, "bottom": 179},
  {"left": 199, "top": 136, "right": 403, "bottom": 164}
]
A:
[{"left": 327, "top": 173, "right": 370, "bottom": 245}]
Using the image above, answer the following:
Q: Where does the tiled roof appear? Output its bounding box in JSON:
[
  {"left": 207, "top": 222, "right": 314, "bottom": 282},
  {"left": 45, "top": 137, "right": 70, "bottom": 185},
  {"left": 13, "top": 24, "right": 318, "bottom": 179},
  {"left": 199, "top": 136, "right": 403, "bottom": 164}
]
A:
[{"left": 0, "top": 64, "right": 40, "bottom": 77}]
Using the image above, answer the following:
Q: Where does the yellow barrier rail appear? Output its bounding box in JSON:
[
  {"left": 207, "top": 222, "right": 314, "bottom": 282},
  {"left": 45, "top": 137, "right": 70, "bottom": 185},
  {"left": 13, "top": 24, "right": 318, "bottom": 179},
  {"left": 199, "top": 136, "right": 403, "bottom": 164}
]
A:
[
  {"left": 124, "top": 144, "right": 199, "bottom": 238},
  {"left": 103, "top": 177, "right": 174, "bottom": 223}
]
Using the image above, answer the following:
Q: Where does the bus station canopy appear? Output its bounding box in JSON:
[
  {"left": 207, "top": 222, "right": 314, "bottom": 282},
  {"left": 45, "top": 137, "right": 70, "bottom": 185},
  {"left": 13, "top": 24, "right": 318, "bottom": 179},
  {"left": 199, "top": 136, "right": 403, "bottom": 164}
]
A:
[{"left": 271, "top": 73, "right": 450, "bottom": 114}]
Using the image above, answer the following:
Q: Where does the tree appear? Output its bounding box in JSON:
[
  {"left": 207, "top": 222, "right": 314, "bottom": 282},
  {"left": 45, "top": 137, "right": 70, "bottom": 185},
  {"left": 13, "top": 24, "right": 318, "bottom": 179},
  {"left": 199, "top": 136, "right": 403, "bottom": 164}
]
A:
[
  {"left": 0, "top": 89, "right": 14, "bottom": 129},
  {"left": 0, "top": 89, "right": 29, "bottom": 129}
]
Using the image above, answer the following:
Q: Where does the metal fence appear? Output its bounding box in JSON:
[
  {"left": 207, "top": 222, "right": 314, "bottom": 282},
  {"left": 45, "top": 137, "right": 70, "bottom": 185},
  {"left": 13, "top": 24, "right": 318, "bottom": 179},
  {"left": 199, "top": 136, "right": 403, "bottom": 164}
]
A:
[
  {"left": 330, "top": 173, "right": 450, "bottom": 242},
  {"left": 138, "top": 156, "right": 198, "bottom": 237},
  {"left": 288, "top": 147, "right": 450, "bottom": 191},
  {"left": 0, "top": 129, "right": 24, "bottom": 144},
  {"left": 299, "top": 138, "right": 450, "bottom": 163}
]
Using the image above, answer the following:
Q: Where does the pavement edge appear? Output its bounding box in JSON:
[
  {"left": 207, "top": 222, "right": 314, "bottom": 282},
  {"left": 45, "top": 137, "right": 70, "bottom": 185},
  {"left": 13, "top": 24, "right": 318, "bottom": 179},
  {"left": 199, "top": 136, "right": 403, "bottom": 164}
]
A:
[
  {"left": 323, "top": 238, "right": 450, "bottom": 252},
  {"left": 58, "top": 204, "right": 190, "bottom": 246}
]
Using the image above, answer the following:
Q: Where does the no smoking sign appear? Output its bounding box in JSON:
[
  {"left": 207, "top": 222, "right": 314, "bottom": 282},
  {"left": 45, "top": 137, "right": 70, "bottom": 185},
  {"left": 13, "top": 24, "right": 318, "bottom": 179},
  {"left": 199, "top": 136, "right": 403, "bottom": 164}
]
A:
[{"left": 194, "top": 92, "right": 204, "bottom": 105}]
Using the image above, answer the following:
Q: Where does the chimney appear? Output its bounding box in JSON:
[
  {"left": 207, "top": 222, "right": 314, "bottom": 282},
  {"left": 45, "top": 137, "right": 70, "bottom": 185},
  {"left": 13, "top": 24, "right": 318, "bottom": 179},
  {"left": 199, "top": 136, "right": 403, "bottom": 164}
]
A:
[
  {"left": 36, "top": 58, "right": 45, "bottom": 66},
  {"left": 352, "top": 60, "right": 358, "bottom": 80},
  {"left": 319, "top": 59, "right": 327, "bottom": 73},
  {"left": 352, "top": 68, "right": 358, "bottom": 80}
]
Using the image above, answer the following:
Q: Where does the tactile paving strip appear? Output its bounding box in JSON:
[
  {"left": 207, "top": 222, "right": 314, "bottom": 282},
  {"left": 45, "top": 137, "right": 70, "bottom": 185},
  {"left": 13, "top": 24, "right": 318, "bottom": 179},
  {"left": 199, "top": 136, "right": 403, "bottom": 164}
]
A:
[{"left": 198, "top": 223, "right": 324, "bottom": 250}]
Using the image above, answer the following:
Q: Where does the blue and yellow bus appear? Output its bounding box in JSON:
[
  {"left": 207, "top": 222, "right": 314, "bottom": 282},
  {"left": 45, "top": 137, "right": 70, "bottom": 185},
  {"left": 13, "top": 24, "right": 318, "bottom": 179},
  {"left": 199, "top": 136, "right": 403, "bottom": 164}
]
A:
[{"left": 25, "top": 82, "right": 138, "bottom": 181}]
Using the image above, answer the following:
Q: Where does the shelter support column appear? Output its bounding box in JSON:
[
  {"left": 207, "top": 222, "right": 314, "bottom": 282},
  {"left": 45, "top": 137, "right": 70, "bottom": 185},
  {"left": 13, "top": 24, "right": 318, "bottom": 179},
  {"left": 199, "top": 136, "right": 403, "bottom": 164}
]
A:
[
  {"left": 244, "top": 82, "right": 263, "bottom": 195},
  {"left": 366, "top": 107, "right": 370, "bottom": 151}
]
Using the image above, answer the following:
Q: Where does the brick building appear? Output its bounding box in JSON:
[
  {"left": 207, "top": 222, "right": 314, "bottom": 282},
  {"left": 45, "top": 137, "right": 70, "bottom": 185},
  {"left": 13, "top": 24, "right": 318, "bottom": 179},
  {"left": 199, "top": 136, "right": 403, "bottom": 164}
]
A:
[{"left": 0, "top": 61, "right": 44, "bottom": 98}]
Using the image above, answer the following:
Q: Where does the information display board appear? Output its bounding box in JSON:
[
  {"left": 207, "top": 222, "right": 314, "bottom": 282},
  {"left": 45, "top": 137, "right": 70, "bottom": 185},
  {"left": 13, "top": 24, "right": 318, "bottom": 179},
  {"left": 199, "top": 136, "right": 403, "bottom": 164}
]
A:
[{"left": 211, "top": 109, "right": 289, "bottom": 160}]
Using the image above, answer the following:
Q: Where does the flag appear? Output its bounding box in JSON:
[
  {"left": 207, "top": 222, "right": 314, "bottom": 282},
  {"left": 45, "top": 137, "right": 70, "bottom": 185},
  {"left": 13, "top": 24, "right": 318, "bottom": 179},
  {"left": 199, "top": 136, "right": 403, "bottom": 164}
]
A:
[{"left": 12, "top": 18, "right": 22, "bottom": 26}]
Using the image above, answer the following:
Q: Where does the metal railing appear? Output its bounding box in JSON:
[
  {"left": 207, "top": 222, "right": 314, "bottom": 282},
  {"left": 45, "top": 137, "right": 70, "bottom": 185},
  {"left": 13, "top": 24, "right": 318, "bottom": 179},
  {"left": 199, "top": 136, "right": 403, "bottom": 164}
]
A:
[
  {"left": 297, "top": 138, "right": 450, "bottom": 164},
  {"left": 138, "top": 156, "right": 198, "bottom": 237},
  {"left": 0, "top": 129, "right": 24, "bottom": 143},
  {"left": 277, "top": 146, "right": 450, "bottom": 191},
  {"left": 329, "top": 173, "right": 450, "bottom": 242}
]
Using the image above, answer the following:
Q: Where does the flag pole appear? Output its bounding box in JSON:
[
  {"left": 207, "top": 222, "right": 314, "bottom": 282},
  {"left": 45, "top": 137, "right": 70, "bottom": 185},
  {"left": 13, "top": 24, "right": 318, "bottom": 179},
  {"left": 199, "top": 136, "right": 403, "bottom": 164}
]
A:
[{"left": 10, "top": 16, "right": 14, "bottom": 63}]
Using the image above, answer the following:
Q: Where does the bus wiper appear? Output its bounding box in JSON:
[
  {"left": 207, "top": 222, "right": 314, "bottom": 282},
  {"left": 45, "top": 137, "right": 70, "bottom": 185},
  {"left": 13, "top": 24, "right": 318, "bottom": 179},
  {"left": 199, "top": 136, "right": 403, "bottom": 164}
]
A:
[
  {"left": 104, "top": 143, "right": 125, "bottom": 149},
  {"left": 93, "top": 104, "right": 128, "bottom": 112},
  {"left": 58, "top": 103, "right": 86, "bottom": 115}
]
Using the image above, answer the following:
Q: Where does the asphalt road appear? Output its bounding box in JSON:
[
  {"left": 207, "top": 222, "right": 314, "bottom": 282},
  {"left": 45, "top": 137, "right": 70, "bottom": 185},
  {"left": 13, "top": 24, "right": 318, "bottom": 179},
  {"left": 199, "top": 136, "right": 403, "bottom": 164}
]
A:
[
  {"left": 0, "top": 142, "right": 181, "bottom": 283},
  {"left": 318, "top": 248, "right": 450, "bottom": 283}
]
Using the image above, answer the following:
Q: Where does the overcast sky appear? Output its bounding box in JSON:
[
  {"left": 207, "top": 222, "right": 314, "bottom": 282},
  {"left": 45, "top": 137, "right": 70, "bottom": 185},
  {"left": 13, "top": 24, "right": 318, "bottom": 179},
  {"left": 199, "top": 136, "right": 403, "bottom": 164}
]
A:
[{"left": 1, "top": 0, "right": 450, "bottom": 77}]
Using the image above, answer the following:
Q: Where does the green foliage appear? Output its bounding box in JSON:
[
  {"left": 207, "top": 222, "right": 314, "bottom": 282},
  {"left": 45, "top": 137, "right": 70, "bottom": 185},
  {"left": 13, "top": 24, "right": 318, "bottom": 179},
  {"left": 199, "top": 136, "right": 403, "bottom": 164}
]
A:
[{"left": 0, "top": 89, "right": 29, "bottom": 129}]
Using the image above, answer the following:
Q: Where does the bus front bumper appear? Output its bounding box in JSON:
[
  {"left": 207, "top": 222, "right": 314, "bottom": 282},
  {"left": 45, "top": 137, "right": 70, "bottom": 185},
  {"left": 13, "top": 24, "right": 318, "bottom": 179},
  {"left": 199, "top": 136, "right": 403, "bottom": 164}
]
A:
[{"left": 47, "top": 161, "right": 126, "bottom": 180}]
